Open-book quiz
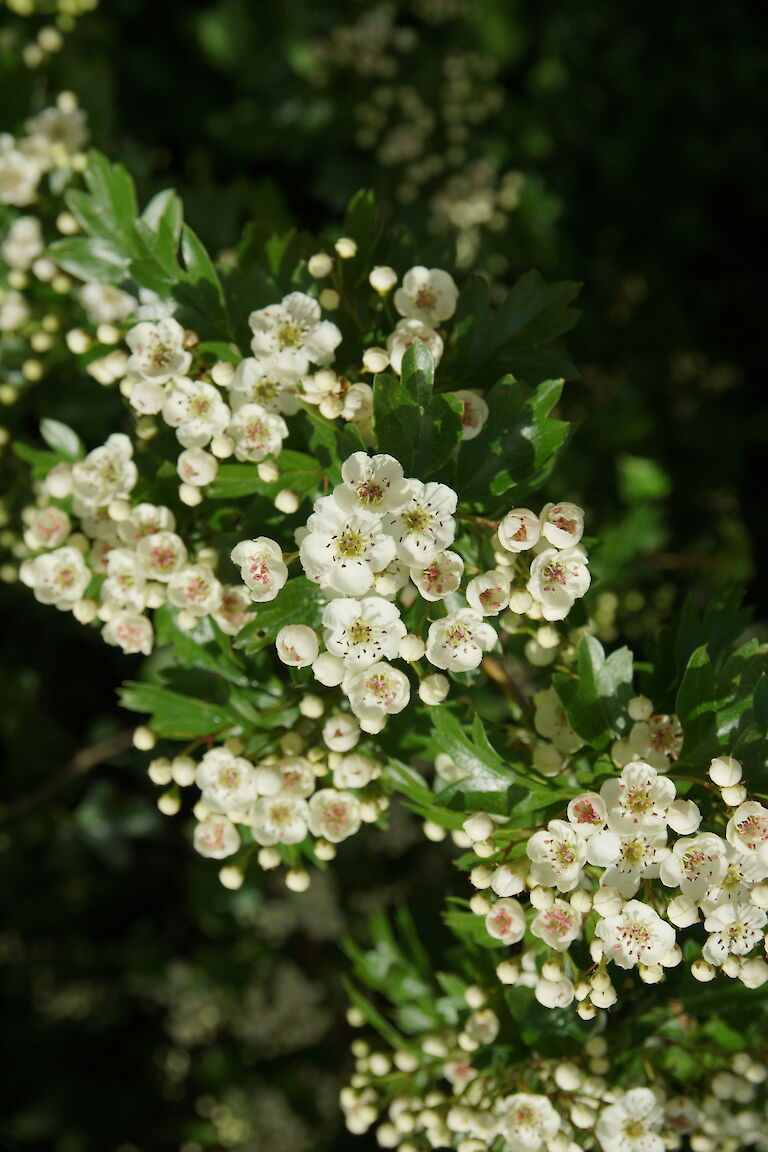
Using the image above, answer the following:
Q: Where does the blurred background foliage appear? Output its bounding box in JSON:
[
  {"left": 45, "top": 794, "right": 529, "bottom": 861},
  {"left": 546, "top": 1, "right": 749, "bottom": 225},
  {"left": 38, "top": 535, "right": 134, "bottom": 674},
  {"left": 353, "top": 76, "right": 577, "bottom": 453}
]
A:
[{"left": 1, "top": 0, "right": 765, "bottom": 1148}]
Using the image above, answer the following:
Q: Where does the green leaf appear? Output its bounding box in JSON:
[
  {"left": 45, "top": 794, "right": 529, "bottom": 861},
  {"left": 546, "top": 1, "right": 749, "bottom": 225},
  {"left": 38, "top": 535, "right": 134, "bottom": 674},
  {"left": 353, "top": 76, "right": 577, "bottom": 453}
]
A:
[
  {"left": 234, "top": 577, "right": 327, "bottom": 655},
  {"left": 429, "top": 709, "right": 525, "bottom": 815},
  {"left": 554, "top": 636, "right": 633, "bottom": 750},
  {"left": 39, "top": 419, "right": 83, "bottom": 460},
  {"left": 456, "top": 376, "right": 569, "bottom": 505},
  {"left": 373, "top": 342, "right": 463, "bottom": 475},
  {"left": 676, "top": 646, "right": 719, "bottom": 758},
  {"left": 119, "top": 681, "right": 236, "bottom": 739},
  {"left": 48, "top": 236, "right": 130, "bottom": 284},
  {"left": 207, "top": 449, "right": 323, "bottom": 500}
]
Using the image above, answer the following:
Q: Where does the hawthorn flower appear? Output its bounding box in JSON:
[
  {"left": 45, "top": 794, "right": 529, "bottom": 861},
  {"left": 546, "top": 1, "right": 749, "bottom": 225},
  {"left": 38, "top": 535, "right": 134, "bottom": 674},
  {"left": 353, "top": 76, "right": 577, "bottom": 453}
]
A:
[
  {"left": 277, "top": 756, "right": 316, "bottom": 798},
  {"left": 162, "top": 377, "right": 230, "bottom": 448},
  {"left": 101, "top": 611, "right": 154, "bottom": 656},
  {"left": 125, "top": 318, "right": 191, "bottom": 383},
  {"left": 726, "top": 801, "right": 768, "bottom": 873},
  {"left": 465, "top": 570, "right": 511, "bottom": 616},
  {"left": 527, "top": 820, "right": 588, "bottom": 892},
  {"left": 485, "top": 898, "right": 526, "bottom": 943},
  {"left": 193, "top": 815, "right": 240, "bottom": 859},
  {"left": 300, "top": 495, "right": 396, "bottom": 596},
  {"left": 386, "top": 317, "right": 444, "bottom": 374},
  {"left": 23, "top": 506, "right": 71, "bottom": 551},
  {"left": 71, "top": 433, "right": 137, "bottom": 511},
  {"left": 601, "top": 761, "right": 676, "bottom": 833},
  {"left": 596, "top": 1088, "right": 664, "bottom": 1152},
  {"left": 20, "top": 545, "right": 90, "bottom": 607},
  {"left": 393, "top": 265, "right": 458, "bottom": 325},
  {"left": 101, "top": 548, "right": 147, "bottom": 610},
  {"left": 212, "top": 586, "right": 251, "bottom": 636},
  {"left": 333, "top": 753, "right": 377, "bottom": 790},
  {"left": 530, "top": 899, "right": 583, "bottom": 951},
  {"left": 659, "top": 833, "right": 729, "bottom": 900},
  {"left": 79, "top": 283, "right": 136, "bottom": 326},
  {"left": 594, "top": 899, "right": 676, "bottom": 969},
  {"left": 0, "top": 289, "right": 29, "bottom": 331},
  {"left": 343, "top": 660, "right": 410, "bottom": 732},
  {"left": 230, "top": 354, "right": 302, "bottom": 414},
  {"left": 0, "top": 138, "right": 41, "bottom": 205},
  {"left": 177, "top": 447, "right": 218, "bottom": 487},
  {"left": 1, "top": 215, "right": 43, "bottom": 270},
  {"left": 230, "top": 537, "right": 288, "bottom": 602},
  {"left": 276, "top": 625, "right": 319, "bottom": 668},
  {"left": 526, "top": 545, "right": 591, "bottom": 621},
  {"left": 451, "top": 389, "right": 489, "bottom": 440},
  {"left": 135, "top": 531, "right": 188, "bottom": 582},
  {"left": 627, "top": 713, "right": 684, "bottom": 770},
  {"left": 410, "top": 550, "right": 464, "bottom": 601},
  {"left": 702, "top": 902, "right": 767, "bottom": 965},
  {"left": 334, "top": 452, "right": 410, "bottom": 515},
  {"left": 601, "top": 828, "right": 669, "bottom": 897},
  {"left": 249, "top": 291, "right": 341, "bottom": 371},
  {"left": 425, "top": 609, "right": 497, "bottom": 672},
  {"left": 303, "top": 369, "right": 372, "bottom": 421},
  {"left": 497, "top": 508, "right": 541, "bottom": 554},
  {"left": 227, "top": 402, "right": 288, "bottom": 462},
  {"left": 382, "top": 480, "right": 457, "bottom": 565},
  {"left": 540, "top": 501, "right": 585, "bottom": 548},
  {"left": 250, "top": 794, "right": 310, "bottom": 846},
  {"left": 322, "top": 596, "right": 406, "bottom": 668},
  {"left": 502, "top": 1094, "right": 560, "bottom": 1151},
  {"left": 196, "top": 748, "right": 258, "bottom": 812},
  {"left": 116, "top": 503, "right": 175, "bottom": 546},
  {"left": 567, "top": 792, "right": 608, "bottom": 836},
  {"left": 700, "top": 844, "right": 763, "bottom": 913},
  {"left": 308, "top": 788, "right": 362, "bottom": 842},
  {"left": 167, "top": 564, "right": 223, "bottom": 617}
]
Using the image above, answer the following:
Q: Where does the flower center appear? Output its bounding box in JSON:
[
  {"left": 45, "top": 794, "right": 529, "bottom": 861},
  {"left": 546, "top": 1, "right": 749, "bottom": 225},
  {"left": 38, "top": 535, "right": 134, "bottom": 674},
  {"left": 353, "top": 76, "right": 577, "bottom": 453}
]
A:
[
  {"left": 277, "top": 321, "right": 303, "bottom": 349},
  {"left": 336, "top": 527, "right": 367, "bottom": 559}
]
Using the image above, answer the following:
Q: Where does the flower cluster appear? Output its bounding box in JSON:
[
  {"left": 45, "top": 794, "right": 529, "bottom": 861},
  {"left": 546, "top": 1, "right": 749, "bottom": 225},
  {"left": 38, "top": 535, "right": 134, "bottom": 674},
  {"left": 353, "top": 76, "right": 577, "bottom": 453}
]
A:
[
  {"left": 462, "top": 753, "right": 768, "bottom": 1011},
  {"left": 341, "top": 1001, "right": 768, "bottom": 1152}
]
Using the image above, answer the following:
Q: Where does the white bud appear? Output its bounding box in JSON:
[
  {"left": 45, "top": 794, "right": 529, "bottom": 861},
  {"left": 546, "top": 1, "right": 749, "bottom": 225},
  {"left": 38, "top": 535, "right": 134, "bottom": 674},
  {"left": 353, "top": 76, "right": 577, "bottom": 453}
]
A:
[
  {"left": 369, "top": 265, "right": 397, "bottom": 293},
  {"left": 334, "top": 236, "right": 357, "bottom": 259},
  {"left": 423, "top": 820, "right": 446, "bottom": 842},
  {"left": 721, "top": 783, "right": 748, "bottom": 807},
  {"left": 691, "top": 958, "right": 716, "bottom": 982},
  {"left": 554, "top": 1063, "right": 582, "bottom": 1092},
  {"left": 470, "top": 866, "right": 493, "bottom": 890},
  {"left": 319, "top": 288, "right": 339, "bottom": 310},
  {"left": 308, "top": 251, "right": 334, "bottom": 277},
  {"left": 72, "top": 598, "right": 98, "bottom": 624},
  {"left": 666, "top": 798, "right": 702, "bottom": 834},
  {"left": 133, "top": 725, "right": 156, "bottom": 751},
  {"left": 179, "top": 483, "right": 203, "bottom": 506},
  {"left": 211, "top": 360, "right": 235, "bottom": 387},
  {"left": 285, "top": 868, "right": 311, "bottom": 892},
  {"left": 219, "top": 865, "right": 244, "bottom": 889},
  {"left": 569, "top": 889, "right": 593, "bottom": 914},
  {"left": 323, "top": 713, "right": 360, "bottom": 751},
  {"left": 362, "top": 345, "right": 389, "bottom": 373},
  {"left": 276, "top": 624, "right": 319, "bottom": 668},
  {"left": 468, "top": 893, "right": 491, "bottom": 915},
  {"left": 496, "top": 960, "right": 519, "bottom": 985},
  {"left": 257, "top": 847, "right": 281, "bottom": 870},
  {"left": 750, "top": 884, "right": 768, "bottom": 909},
  {"left": 508, "top": 590, "right": 533, "bottom": 614},
  {"left": 210, "top": 433, "right": 235, "bottom": 459},
  {"left": 274, "top": 488, "right": 300, "bottom": 514},
  {"left": 418, "top": 673, "right": 449, "bottom": 705},
  {"left": 464, "top": 985, "right": 485, "bottom": 1009},
  {"left": 399, "top": 633, "right": 426, "bottom": 662},
  {"left": 709, "top": 755, "right": 742, "bottom": 787},
  {"left": 463, "top": 812, "right": 494, "bottom": 842},
  {"left": 529, "top": 885, "right": 555, "bottom": 909},
  {"left": 299, "top": 694, "right": 325, "bottom": 718},
  {"left": 312, "top": 652, "right": 346, "bottom": 687},
  {"left": 628, "top": 695, "right": 653, "bottom": 721},
  {"left": 157, "top": 790, "right": 180, "bottom": 815},
  {"left": 667, "top": 894, "right": 699, "bottom": 928},
  {"left": 491, "top": 865, "right": 524, "bottom": 897},
  {"left": 148, "top": 757, "right": 172, "bottom": 785},
  {"left": 171, "top": 755, "right": 197, "bottom": 787},
  {"left": 257, "top": 459, "right": 280, "bottom": 483},
  {"left": 638, "top": 963, "right": 664, "bottom": 984}
]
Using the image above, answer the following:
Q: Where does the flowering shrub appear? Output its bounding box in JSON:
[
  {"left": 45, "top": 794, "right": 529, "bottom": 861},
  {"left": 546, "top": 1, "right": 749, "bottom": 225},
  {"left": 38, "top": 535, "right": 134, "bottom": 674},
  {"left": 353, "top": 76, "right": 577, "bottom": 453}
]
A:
[{"left": 5, "top": 136, "right": 768, "bottom": 1149}]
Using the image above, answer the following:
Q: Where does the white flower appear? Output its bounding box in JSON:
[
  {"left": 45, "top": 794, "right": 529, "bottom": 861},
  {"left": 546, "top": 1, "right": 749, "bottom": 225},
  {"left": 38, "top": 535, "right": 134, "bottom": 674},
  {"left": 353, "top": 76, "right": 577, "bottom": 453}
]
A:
[
  {"left": 126, "top": 376, "right": 166, "bottom": 415},
  {"left": 334, "top": 452, "right": 410, "bottom": 515},
  {"left": 386, "top": 317, "right": 444, "bottom": 375},
  {"left": 343, "top": 660, "right": 410, "bottom": 732},
  {"left": 596, "top": 1088, "right": 664, "bottom": 1152},
  {"left": 567, "top": 792, "right": 608, "bottom": 836},
  {"left": 101, "top": 611, "right": 153, "bottom": 655},
  {"left": 125, "top": 318, "right": 191, "bottom": 382},
  {"left": 20, "top": 545, "right": 90, "bottom": 607},
  {"left": 322, "top": 713, "right": 360, "bottom": 752},
  {"left": 302, "top": 369, "right": 371, "bottom": 420},
  {"left": 410, "top": 550, "right": 464, "bottom": 601},
  {"left": 101, "top": 548, "right": 146, "bottom": 610},
  {"left": 308, "top": 788, "right": 362, "bottom": 842},
  {"left": 726, "top": 801, "right": 768, "bottom": 873},
  {"left": 527, "top": 546, "right": 591, "bottom": 621},
  {"left": 665, "top": 798, "right": 702, "bottom": 835},
  {"left": 79, "top": 283, "right": 136, "bottom": 326},
  {"left": 333, "top": 753, "right": 377, "bottom": 790},
  {"left": 0, "top": 288, "right": 29, "bottom": 331},
  {"left": 196, "top": 748, "right": 258, "bottom": 811},
  {"left": 162, "top": 377, "right": 230, "bottom": 448},
  {"left": 177, "top": 447, "right": 218, "bottom": 487},
  {"left": 702, "top": 901, "right": 767, "bottom": 965},
  {"left": 498, "top": 508, "right": 541, "bottom": 554},
  {"left": 117, "top": 502, "right": 175, "bottom": 546},
  {"left": 418, "top": 673, "right": 450, "bottom": 705},
  {"left": 627, "top": 713, "right": 683, "bottom": 770},
  {"left": 527, "top": 820, "right": 588, "bottom": 892},
  {"left": 485, "top": 898, "right": 526, "bottom": 943},
  {"left": 393, "top": 265, "right": 458, "bottom": 325},
  {"left": 426, "top": 608, "right": 497, "bottom": 672},
  {"left": 601, "top": 828, "right": 669, "bottom": 897},
  {"left": 659, "top": 833, "right": 728, "bottom": 900},
  {"left": 135, "top": 531, "right": 188, "bottom": 582},
  {"left": 300, "top": 494, "right": 396, "bottom": 596},
  {"left": 275, "top": 756, "right": 315, "bottom": 798},
  {"left": 539, "top": 501, "right": 585, "bottom": 548},
  {"left": 601, "top": 761, "right": 676, "bottom": 833},
  {"left": 212, "top": 586, "right": 251, "bottom": 636},
  {"left": 193, "top": 815, "right": 240, "bottom": 859},
  {"left": 250, "top": 794, "right": 310, "bottom": 846},
  {"left": 25, "top": 103, "right": 88, "bottom": 154},
  {"left": 369, "top": 265, "right": 397, "bottom": 294},
  {"left": 23, "top": 506, "right": 71, "bottom": 551},
  {"left": 594, "top": 899, "right": 676, "bottom": 969},
  {"left": 534, "top": 977, "right": 575, "bottom": 1009},
  {"left": 0, "top": 139, "right": 41, "bottom": 205},
  {"left": 227, "top": 402, "right": 288, "bottom": 462},
  {"left": 71, "top": 433, "right": 137, "bottom": 511},
  {"left": 530, "top": 899, "right": 583, "bottom": 951},
  {"left": 700, "top": 844, "right": 763, "bottom": 913},
  {"left": 465, "top": 570, "right": 511, "bottom": 615},
  {"left": 322, "top": 596, "right": 406, "bottom": 668},
  {"left": 230, "top": 354, "right": 302, "bottom": 414},
  {"left": 167, "top": 564, "right": 223, "bottom": 617},
  {"left": 709, "top": 755, "right": 743, "bottom": 787},
  {"left": 249, "top": 291, "right": 341, "bottom": 371},
  {"left": 502, "top": 1094, "right": 560, "bottom": 1152},
  {"left": 383, "top": 480, "right": 456, "bottom": 565},
  {"left": 451, "top": 389, "right": 489, "bottom": 440},
  {"left": 1, "top": 215, "right": 43, "bottom": 270},
  {"left": 276, "top": 625, "right": 319, "bottom": 668},
  {"left": 230, "top": 537, "right": 288, "bottom": 602}
]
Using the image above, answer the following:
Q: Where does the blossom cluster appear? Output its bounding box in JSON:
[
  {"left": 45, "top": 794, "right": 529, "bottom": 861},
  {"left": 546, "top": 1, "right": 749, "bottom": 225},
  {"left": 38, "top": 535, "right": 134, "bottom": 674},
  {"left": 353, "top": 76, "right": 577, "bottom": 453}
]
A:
[
  {"left": 230, "top": 451, "right": 591, "bottom": 733},
  {"left": 147, "top": 730, "right": 388, "bottom": 891},
  {"left": 341, "top": 1006, "right": 768, "bottom": 1152},
  {"left": 462, "top": 752, "right": 768, "bottom": 1010}
]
